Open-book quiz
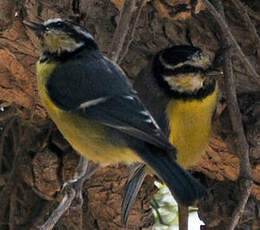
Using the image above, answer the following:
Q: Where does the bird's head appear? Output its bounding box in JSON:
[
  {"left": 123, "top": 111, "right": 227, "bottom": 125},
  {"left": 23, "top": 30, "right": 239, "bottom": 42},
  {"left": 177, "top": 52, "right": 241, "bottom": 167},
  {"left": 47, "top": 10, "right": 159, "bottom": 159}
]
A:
[
  {"left": 24, "top": 18, "right": 98, "bottom": 55},
  {"left": 153, "top": 45, "right": 217, "bottom": 98}
]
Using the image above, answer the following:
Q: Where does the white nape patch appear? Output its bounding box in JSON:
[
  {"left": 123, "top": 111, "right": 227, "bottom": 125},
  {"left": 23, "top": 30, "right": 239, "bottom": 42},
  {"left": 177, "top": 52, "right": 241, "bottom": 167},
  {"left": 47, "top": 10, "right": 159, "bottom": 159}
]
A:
[
  {"left": 124, "top": 96, "right": 134, "bottom": 100},
  {"left": 79, "top": 97, "right": 107, "bottom": 109},
  {"left": 145, "top": 119, "right": 152, "bottom": 123},
  {"left": 74, "top": 26, "right": 94, "bottom": 40},
  {"left": 44, "top": 18, "right": 63, "bottom": 26},
  {"left": 59, "top": 41, "right": 85, "bottom": 54}
]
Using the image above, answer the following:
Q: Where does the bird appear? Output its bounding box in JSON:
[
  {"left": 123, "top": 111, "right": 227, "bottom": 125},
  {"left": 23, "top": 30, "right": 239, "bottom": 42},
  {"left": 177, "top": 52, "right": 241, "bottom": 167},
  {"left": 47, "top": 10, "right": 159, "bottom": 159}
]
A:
[
  {"left": 23, "top": 18, "right": 207, "bottom": 216},
  {"left": 122, "top": 45, "right": 219, "bottom": 224}
]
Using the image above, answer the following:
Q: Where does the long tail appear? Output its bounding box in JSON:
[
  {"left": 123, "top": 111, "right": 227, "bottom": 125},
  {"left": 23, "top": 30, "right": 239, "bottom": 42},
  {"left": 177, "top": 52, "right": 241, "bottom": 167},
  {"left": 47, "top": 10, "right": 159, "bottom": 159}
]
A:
[
  {"left": 121, "top": 163, "right": 146, "bottom": 225},
  {"left": 121, "top": 145, "right": 207, "bottom": 225},
  {"left": 140, "top": 146, "right": 207, "bottom": 205}
]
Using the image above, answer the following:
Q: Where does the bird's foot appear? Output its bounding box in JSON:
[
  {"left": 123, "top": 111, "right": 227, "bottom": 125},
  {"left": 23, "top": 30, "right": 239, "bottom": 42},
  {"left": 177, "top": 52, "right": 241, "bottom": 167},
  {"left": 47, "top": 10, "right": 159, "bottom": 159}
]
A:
[{"left": 61, "top": 157, "right": 99, "bottom": 210}]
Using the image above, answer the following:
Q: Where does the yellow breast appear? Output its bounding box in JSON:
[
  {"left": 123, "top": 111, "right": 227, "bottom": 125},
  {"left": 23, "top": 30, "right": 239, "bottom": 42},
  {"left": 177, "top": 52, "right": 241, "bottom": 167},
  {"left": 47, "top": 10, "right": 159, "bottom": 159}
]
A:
[
  {"left": 36, "top": 61, "right": 141, "bottom": 166},
  {"left": 167, "top": 85, "right": 218, "bottom": 168}
]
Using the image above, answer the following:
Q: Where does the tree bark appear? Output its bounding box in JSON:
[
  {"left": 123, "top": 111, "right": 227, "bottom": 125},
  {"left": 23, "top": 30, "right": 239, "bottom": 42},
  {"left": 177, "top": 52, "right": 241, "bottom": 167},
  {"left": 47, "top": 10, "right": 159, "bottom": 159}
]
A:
[{"left": 0, "top": 0, "right": 259, "bottom": 229}]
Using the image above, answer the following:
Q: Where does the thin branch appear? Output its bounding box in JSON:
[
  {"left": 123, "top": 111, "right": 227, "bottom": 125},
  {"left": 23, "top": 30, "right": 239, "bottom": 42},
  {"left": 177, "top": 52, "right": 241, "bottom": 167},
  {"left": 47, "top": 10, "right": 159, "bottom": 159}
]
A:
[
  {"left": 38, "top": 163, "right": 99, "bottom": 230},
  {"left": 237, "top": 1, "right": 260, "bottom": 21},
  {"left": 38, "top": 188, "right": 76, "bottom": 230},
  {"left": 9, "top": 187, "right": 17, "bottom": 230},
  {"left": 0, "top": 117, "right": 16, "bottom": 173},
  {"left": 118, "top": 0, "right": 148, "bottom": 64},
  {"left": 150, "top": 198, "right": 167, "bottom": 226},
  {"left": 29, "top": 201, "right": 56, "bottom": 230},
  {"left": 0, "top": 146, "right": 21, "bottom": 228},
  {"left": 212, "top": 1, "right": 253, "bottom": 230},
  {"left": 109, "top": 0, "right": 137, "bottom": 62},
  {"left": 39, "top": 0, "right": 69, "bottom": 17},
  {"left": 0, "top": 173, "right": 9, "bottom": 186},
  {"left": 201, "top": 0, "right": 260, "bottom": 87},
  {"left": 178, "top": 205, "right": 188, "bottom": 230},
  {"left": 231, "top": 0, "right": 260, "bottom": 50}
]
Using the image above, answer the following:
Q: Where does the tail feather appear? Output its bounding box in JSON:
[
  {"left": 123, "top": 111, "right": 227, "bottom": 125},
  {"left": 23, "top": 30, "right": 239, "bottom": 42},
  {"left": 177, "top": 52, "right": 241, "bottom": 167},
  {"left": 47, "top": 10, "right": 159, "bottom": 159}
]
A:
[
  {"left": 121, "top": 163, "right": 146, "bottom": 225},
  {"left": 137, "top": 146, "right": 207, "bottom": 206}
]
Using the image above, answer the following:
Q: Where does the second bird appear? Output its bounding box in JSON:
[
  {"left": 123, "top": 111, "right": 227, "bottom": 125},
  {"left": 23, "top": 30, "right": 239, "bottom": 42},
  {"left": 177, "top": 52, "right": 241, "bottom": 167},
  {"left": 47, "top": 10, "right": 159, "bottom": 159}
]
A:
[
  {"left": 122, "top": 45, "right": 219, "bottom": 223},
  {"left": 135, "top": 45, "right": 219, "bottom": 168}
]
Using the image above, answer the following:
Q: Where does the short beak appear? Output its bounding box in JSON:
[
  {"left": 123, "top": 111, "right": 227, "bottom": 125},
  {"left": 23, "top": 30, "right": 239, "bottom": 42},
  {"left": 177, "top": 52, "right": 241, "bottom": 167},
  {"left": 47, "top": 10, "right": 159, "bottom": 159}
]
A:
[{"left": 23, "top": 20, "right": 45, "bottom": 37}]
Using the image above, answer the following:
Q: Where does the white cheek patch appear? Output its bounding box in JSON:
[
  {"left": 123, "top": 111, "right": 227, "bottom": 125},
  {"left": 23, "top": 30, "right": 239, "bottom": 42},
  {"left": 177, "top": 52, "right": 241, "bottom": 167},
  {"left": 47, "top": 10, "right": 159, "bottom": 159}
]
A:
[
  {"left": 163, "top": 74, "right": 204, "bottom": 93},
  {"left": 163, "top": 76, "right": 182, "bottom": 92},
  {"left": 61, "top": 41, "right": 84, "bottom": 53},
  {"left": 191, "top": 76, "right": 203, "bottom": 88},
  {"left": 44, "top": 32, "right": 85, "bottom": 54}
]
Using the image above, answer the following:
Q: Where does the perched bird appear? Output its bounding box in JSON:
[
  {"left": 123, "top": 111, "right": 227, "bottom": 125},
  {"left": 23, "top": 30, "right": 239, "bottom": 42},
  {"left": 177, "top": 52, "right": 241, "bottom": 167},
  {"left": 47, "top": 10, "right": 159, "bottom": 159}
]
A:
[
  {"left": 136, "top": 45, "right": 219, "bottom": 168},
  {"left": 122, "top": 45, "right": 219, "bottom": 224},
  {"left": 23, "top": 19, "right": 207, "bottom": 214}
]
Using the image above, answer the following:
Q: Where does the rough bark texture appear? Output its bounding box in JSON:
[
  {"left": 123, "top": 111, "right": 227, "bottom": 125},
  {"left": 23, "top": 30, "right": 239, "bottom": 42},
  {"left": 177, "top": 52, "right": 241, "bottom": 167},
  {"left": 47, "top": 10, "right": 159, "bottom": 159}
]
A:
[{"left": 0, "top": 0, "right": 259, "bottom": 229}]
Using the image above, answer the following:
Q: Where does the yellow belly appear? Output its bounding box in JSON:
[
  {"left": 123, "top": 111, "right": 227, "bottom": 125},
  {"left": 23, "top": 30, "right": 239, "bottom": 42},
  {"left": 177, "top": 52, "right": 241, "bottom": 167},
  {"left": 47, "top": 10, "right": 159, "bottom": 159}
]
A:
[
  {"left": 167, "top": 86, "right": 218, "bottom": 169},
  {"left": 36, "top": 61, "right": 141, "bottom": 166}
]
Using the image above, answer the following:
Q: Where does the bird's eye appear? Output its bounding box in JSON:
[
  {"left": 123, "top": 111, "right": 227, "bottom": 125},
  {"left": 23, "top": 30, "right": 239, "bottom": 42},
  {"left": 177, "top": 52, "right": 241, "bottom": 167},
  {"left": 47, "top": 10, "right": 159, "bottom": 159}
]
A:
[{"left": 56, "top": 22, "right": 65, "bottom": 28}]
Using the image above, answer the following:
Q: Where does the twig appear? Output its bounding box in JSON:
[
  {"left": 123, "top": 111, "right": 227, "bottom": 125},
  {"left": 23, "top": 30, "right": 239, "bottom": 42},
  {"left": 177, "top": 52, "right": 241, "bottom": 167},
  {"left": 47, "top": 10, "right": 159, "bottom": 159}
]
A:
[
  {"left": 109, "top": 0, "right": 137, "bottom": 62},
  {"left": 178, "top": 205, "right": 188, "bottom": 230},
  {"left": 38, "top": 163, "right": 99, "bottom": 230},
  {"left": 201, "top": 0, "right": 260, "bottom": 87},
  {"left": 231, "top": 0, "right": 260, "bottom": 50},
  {"left": 0, "top": 117, "right": 16, "bottom": 173},
  {"left": 38, "top": 188, "right": 76, "bottom": 230},
  {"left": 9, "top": 187, "right": 17, "bottom": 230},
  {"left": 236, "top": 1, "right": 260, "bottom": 21},
  {"left": 118, "top": 0, "right": 148, "bottom": 64},
  {"left": 213, "top": 1, "right": 253, "bottom": 230},
  {"left": 0, "top": 173, "right": 9, "bottom": 186},
  {"left": 40, "top": 0, "right": 69, "bottom": 17},
  {"left": 0, "top": 147, "right": 21, "bottom": 228},
  {"left": 29, "top": 201, "right": 56, "bottom": 230},
  {"left": 150, "top": 198, "right": 167, "bottom": 226}
]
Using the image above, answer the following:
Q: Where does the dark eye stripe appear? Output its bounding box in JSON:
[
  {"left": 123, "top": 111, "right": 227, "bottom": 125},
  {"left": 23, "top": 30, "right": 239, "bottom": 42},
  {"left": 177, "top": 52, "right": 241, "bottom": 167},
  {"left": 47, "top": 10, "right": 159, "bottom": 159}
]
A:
[
  {"left": 161, "top": 65, "right": 205, "bottom": 77},
  {"left": 47, "top": 22, "right": 66, "bottom": 30}
]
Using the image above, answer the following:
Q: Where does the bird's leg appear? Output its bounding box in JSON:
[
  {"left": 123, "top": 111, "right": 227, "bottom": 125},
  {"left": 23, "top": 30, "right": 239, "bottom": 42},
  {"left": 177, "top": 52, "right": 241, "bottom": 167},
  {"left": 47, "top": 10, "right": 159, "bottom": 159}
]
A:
[
  {"left": 39, "top": 158, "right": 99, "bottom": 230},
  {"left": 178, "top": 204, "right": 189, "bottom": 230},
  {"left": 71, "top": 156, "right": 89, "bottom": 208},
  {"left": 62, "top": 156, "right": 99, "bottom": 209}
]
